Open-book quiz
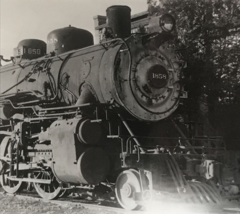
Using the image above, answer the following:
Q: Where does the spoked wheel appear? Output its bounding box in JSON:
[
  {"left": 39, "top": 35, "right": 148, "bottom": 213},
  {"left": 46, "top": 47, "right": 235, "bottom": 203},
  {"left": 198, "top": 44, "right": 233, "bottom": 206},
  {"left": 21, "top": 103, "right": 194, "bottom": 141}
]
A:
[
  {"left": 59, "top": 189, "right": 71, "bottom": 198},
  {"left": 33, "top": 170, "right": 62, "bottom": 200},
  {"left": 58, "top": 184, "right": 72, "bottom": 198},
  {"left": 115, "top": 169, "right": 142, "bottom": 210},
  {"left": 0, "top": 137, "right": 24, "bottom": 194}
]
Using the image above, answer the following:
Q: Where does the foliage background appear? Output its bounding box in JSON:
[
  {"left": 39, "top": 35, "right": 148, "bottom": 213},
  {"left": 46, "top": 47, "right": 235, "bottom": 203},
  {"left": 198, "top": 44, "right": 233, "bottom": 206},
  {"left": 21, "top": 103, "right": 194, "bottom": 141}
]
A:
[{"left": 148, "top": 0, "right": 240, "bottom": 148}]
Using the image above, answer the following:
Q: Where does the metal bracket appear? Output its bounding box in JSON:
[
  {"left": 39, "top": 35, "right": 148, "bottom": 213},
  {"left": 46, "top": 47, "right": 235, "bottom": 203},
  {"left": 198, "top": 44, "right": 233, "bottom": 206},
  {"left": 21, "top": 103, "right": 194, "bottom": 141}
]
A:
[{"left": 139, "top": 169, "right": 153, "bottom": 201}]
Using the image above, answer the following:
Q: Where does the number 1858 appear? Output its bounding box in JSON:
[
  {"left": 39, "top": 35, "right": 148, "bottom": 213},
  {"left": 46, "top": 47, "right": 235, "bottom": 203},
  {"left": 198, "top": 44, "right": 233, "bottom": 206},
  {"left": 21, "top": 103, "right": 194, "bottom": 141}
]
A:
[{"left": 28, "top": 48, "right": 41, "bottom": 55}]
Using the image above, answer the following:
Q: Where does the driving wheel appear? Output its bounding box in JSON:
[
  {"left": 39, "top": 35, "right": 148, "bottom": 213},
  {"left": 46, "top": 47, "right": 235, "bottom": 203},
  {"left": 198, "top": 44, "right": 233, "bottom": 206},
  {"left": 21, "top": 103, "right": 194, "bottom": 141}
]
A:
[{"left": 115, "top": 169, "right": 142, "bottom": 210}]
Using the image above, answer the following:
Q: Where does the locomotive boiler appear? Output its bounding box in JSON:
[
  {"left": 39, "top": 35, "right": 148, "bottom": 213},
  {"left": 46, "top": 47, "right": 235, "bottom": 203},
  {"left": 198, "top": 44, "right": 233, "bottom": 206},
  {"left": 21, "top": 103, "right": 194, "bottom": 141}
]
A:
[{"left": 0, "top": 5, "right": 227, "bottom": 210}]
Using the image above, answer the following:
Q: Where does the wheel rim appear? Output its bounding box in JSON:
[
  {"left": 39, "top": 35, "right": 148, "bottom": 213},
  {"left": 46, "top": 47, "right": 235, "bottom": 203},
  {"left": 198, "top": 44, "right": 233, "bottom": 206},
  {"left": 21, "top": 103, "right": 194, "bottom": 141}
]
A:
[
  {"left": 33, "top": 170, "right": 62, "bottom": 200},
  {"left": 115, "top": 169, "right": 141, "bottom": 210},
  {"left": 0, "top": 137, "right": 23, "bottom": 194},
  {"left": 1, "top": 169, "right": 23, "bottom": 194},
  {"left": 58, "top": 189, "right": 71, "bottom": 198}
]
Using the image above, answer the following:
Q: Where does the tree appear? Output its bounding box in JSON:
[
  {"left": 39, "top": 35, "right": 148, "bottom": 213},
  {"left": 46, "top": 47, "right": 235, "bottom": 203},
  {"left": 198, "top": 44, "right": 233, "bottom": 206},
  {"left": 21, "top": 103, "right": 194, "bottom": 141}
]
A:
[{"left": 148, "top": 0, "right": 240, "bottom": 144}]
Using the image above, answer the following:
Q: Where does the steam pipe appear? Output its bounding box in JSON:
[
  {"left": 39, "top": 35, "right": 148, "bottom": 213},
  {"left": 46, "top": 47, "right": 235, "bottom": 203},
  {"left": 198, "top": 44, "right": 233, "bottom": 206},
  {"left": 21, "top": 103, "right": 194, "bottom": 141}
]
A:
[
  {"left": 118, "top": 114, "right": 145, "bottom": 153},
  {"left": 0, "top": 131, "right": 12, "bottom": 136}
]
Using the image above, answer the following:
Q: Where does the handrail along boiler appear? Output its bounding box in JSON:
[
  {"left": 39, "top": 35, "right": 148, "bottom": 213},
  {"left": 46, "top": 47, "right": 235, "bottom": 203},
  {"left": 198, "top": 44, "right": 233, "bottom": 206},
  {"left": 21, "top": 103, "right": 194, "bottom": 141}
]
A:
[{"left": 0, "top": 5, "right": 225, "bottom": 210}]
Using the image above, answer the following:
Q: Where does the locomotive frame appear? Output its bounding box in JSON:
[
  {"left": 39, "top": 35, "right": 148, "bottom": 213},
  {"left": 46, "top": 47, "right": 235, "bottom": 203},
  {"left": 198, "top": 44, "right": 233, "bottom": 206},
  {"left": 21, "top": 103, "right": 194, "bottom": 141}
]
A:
[{"left": 0, "top": 5, "right": 230, "bottom": 211}]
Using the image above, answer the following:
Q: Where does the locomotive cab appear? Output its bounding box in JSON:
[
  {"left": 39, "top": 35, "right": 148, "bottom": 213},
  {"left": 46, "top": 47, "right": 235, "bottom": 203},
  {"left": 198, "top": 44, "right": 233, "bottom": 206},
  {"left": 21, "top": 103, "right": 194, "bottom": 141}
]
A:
[{"left": 14, "top": 39, "right": 46, "bottom": 60}]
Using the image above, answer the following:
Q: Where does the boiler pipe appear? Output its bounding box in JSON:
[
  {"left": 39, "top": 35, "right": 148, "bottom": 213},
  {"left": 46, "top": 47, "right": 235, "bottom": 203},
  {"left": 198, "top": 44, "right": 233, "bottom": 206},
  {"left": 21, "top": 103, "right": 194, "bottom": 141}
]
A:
[{"left": 118, "top": 114, "right": 145, "bottom": 153}]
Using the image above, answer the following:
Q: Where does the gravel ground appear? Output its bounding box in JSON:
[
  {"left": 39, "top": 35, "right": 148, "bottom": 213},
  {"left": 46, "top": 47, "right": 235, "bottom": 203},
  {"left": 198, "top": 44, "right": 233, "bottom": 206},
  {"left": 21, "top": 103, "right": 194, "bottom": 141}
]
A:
[
  {"left": 1, "top": 193, "right": 240, "bottom": 214},
  {"left": 0, "top": 194, "right": 118, "bottom": 214}
]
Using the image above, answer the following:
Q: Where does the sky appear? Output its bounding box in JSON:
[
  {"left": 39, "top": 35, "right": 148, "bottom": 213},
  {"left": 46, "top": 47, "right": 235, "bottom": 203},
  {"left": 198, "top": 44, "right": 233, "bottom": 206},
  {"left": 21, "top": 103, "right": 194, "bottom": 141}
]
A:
[{"left": 0, "top": 0, "right": 147, "bottom": 59}]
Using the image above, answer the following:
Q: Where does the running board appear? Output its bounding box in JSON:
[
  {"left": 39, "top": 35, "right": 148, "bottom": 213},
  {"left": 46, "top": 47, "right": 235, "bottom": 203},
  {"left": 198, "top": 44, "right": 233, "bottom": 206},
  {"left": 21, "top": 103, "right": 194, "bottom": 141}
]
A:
[{"left": 7, "top": 177, "right": 51, "bottom": 184}]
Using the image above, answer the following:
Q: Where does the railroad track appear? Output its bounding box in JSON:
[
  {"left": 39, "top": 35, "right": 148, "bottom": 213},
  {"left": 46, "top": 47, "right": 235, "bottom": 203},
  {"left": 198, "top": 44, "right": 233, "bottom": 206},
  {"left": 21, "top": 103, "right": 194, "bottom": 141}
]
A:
[
  {"left": 0, "top": 189, "right": 139, "bottom": 214},
  {"left": 1, "top": 187, "right": 240, "bottom": 214}
]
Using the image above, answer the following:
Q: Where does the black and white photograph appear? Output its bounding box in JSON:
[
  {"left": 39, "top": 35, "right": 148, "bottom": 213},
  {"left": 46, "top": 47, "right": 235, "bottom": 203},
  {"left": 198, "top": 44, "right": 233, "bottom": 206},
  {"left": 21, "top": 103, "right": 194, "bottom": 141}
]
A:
[{"left": 0, "top": 0, "right": 240, "bottom": 213}]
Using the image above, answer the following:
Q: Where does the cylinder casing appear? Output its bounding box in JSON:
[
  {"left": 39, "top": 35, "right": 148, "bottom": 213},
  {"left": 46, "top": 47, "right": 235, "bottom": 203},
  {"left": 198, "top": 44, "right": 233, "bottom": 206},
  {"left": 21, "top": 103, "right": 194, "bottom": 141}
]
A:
[{"left": 49, "top": 118, "right": 110, "bottom": 184}]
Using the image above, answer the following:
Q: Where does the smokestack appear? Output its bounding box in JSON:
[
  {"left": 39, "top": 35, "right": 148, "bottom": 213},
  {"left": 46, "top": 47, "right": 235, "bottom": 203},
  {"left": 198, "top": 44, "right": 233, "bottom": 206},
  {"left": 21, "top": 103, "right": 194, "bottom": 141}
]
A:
[{"left": 106, "top": 5, "right": 131, "bottom": 38}]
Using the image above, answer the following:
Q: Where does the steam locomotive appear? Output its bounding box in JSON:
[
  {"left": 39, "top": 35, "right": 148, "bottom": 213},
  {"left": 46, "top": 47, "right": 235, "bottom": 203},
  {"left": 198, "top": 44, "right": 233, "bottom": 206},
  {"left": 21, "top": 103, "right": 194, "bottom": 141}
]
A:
[{"left": 0, "top": 5, "right": 227, "bottom": 210}]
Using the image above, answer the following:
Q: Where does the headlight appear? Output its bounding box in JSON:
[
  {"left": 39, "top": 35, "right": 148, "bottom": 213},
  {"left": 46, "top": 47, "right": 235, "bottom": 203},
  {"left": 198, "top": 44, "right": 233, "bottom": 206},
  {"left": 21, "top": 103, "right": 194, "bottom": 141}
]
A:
[{"left": 159, "top": 14, "right": 175, "bottom": 32}]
